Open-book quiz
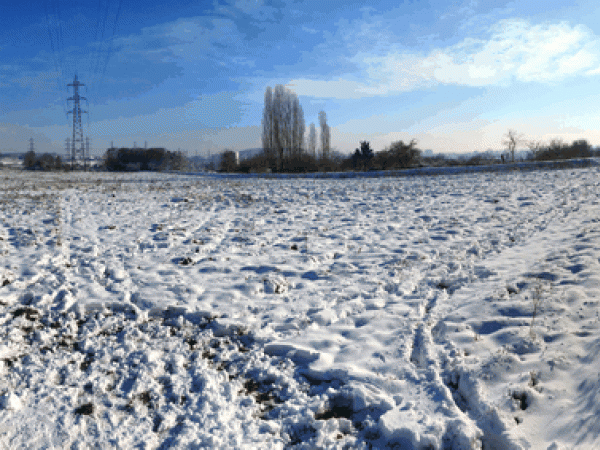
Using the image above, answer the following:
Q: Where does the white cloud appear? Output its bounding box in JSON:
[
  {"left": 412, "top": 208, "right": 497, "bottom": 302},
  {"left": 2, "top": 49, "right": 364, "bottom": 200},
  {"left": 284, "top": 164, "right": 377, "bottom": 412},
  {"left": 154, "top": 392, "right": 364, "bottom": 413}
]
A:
[
  {"left": 233, "top": 0, "right": 264, "bottom": 14},
  {"left": 285, "top": 78, "right": 379, "bottom": 100},
  {"left": 115, "top": 17, "right": 243, "bottom": 64},
  {"left": 301, "top": 26, "right": 319, "bottom": 35},
  {"left": 291, "top": 19, "right": 600, "bottom": 99}
]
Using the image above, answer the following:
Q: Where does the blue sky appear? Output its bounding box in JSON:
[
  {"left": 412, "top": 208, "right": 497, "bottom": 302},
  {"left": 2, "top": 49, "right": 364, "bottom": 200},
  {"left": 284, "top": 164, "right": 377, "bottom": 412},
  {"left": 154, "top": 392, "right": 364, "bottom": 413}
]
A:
[{"left": 3, "top": 0, "right": 600, "bottom": 156}]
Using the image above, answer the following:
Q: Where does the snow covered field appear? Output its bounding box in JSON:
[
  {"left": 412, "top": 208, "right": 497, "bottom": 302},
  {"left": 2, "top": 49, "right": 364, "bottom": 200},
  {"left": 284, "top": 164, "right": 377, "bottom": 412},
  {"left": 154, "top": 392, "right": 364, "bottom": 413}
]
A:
[{"left": 0, "top": 168, "right": 599, "bottom": 449}]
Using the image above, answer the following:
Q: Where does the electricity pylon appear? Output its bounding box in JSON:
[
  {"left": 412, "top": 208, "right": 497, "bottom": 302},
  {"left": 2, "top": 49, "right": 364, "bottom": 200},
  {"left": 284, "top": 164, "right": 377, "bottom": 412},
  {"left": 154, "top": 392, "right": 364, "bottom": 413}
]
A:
[{"left": 67, "top": 74, "right": 88, "bottom": 170}]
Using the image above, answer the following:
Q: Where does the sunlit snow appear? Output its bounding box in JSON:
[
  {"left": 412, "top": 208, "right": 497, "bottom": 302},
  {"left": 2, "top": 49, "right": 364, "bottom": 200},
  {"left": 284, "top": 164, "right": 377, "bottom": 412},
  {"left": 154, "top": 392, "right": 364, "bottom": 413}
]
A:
[{"left": 0, "top": 167, "right": 599, "bottom": 449}]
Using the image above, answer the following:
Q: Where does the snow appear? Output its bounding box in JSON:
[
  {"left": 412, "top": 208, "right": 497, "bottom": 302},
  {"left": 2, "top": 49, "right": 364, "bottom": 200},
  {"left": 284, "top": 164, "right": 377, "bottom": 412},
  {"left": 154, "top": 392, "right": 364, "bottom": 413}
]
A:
[{"left": 0, "top": 167, "right": 599, "bottom": 449}]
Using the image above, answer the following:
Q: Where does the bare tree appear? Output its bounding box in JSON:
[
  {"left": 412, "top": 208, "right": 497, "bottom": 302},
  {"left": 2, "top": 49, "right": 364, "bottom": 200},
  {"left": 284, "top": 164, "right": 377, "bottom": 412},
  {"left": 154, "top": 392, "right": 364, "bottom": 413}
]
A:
[
  {"left": 267, "top": 85, "right": 284, "bottom": 169},
  {"left": 527, "top": 140, "right": 543, "bottom": 160},
  {"left": 262, "top": 84, "right": 306, "bottom": 171},
  {"left": 276, "top": 85, "right": 291, "bottom": 166},
  {"left": 503, "top": 129, "right": 522, "bottom": 163},
  {"left": 307, "top": 123, "right": 317, "bottom": 157},
  {"left": 261, "top": 86, "right": 274, "bottom": 161},
  {"left": 291, "top": 96, "right": 305, "bottom": 157},
  {"left": 319, "top": 110, "right": 330, "bottom": 159}
]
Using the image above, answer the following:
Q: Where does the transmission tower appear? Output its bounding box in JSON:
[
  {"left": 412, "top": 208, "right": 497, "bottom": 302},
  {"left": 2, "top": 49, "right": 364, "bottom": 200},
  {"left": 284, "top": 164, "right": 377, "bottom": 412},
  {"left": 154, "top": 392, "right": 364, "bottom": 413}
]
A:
[{"left": 67, "top": 74, "right": 88, "bottom": 170}]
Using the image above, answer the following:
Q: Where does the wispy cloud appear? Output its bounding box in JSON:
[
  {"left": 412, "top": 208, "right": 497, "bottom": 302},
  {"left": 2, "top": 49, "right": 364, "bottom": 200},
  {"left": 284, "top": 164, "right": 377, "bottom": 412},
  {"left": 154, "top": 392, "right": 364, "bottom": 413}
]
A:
[
  {"left": 301, "top": 26, "right": 319, "bottom": 35},
  {"left": 290, "top": 19, "right": 600, "bottom": 99},
  {"left": 117, "top": 17, "right": 243, "bottom": 62}
]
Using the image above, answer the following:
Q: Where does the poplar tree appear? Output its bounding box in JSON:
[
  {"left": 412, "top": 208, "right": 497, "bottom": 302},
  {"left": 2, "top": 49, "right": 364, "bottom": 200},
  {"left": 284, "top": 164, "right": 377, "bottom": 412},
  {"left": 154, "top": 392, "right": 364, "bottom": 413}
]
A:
[
  {"left": 319, "top": 110, "right": 330, "bottom": 159},
  {"left": 261, "top": 86, "right": 274, "bottom": 161},
  {"left": 262, "top": 84, "right": 306, "bottom": 170},
  {"left": 307, "top": 123, "right": 317, "bottom": 158},
  {"left": 291, "top": 96, "right": 305, "bottom": 158}
]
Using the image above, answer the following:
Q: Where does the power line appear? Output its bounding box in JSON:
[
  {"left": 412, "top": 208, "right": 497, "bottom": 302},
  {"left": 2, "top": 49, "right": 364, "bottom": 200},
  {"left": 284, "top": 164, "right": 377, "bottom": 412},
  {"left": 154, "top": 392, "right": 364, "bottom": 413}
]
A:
[
  {"left": 54, "top": 0, "right": 65, "bottom": 78},
  {"left": 43, "top": 1, "right": 123, "bottom": 161},
  {"left": 45, "top": 0, "right": 73, "bottom": 116},
  {"left": 44, "top": 1, "right": 65, "bottom": 114},
  {"left": 98, "top": 0, "right": 122, "bottom": 86},
  {"left": 89, "top": 0, "right": 109, "bottom": 88},
  {"left": 80, "top": 0, "right": 123, "bottom": 107},
  {"left": 44, "top": 2, "right": 60, "bottom": 77},
  {"left": 52, "top": 0, "right": 67, "bottom": 90}
]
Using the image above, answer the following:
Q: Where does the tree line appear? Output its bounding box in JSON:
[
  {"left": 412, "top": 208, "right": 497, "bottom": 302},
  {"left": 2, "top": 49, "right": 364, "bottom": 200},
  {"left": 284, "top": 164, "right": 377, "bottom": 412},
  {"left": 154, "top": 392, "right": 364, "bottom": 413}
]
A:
[
  {"left": 421, "top": 136, "right": 598, "bottom": 168},
  {"left": 103, "top": 147, "right": 188, "bottom": 171},
  {"left": 23, "top": 151, "right": 63, "bottom": 170},
  {"left": 16, "top": 105, "right": 599, "bottom": 174},
  {"left": 219, "top": 109, "right": 599, "bottom": 172},
  {"left": 20, "top": 147, "right": 190, "bottom": 172},
  {"left": 527, "top": 138, "right": 593, "bottom": 161}
]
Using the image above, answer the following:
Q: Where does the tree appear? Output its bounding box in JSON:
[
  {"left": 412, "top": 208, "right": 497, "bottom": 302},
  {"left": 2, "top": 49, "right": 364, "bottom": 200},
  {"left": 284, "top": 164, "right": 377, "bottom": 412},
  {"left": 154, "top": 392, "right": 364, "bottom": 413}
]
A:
[
  {"left": 219, "top": 150, "right": 238, "bottom": 172},
  {"left": 319, "top": 110, "right": 330, "bottom": 160},
  {"left": 161, "top": 150, "right": 189, "bottom": 171},
  {"left": 103, "top": 147, "right": 188, "bottom": 172},
  {"left": 307, "top": 123, "right": 317, "bottom": 157},
  {"left": 530, "top": 138, "right": 593, "bottom": 161},
  {"left": 527, "top": 140, "right": 543, "bottom": 160},
  {"left": 261, "top": 86, "right": 275, "bottom": 161},
  {"left": 571, "top": 139, "right": 592, "bottom": 158},
  {"left": 23, "top": 150, "right": 36, "bottom": 169},
  {"left": 503, "top": 129, "right": 522, "bottom": 163},
  {"left": 261, "top": 84, "right": 306, "bottom": 171},
  {"left": 393, "top": 139, "right": 420, "bottom": 168},
  {"left": 373, "top": 140, "right": 420, "bottom": 169},
  {"left": 38, "top": 153, "right": 56, "bottom": 170},
  {"left": 352, "top": 141, "right": 374, "bottom": 171},
  {"left": 291, "top": 95, "right": 305, "bottom": 158},
  {"left": 272, "top": 85, "right": 286, "bottom": 169}
]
